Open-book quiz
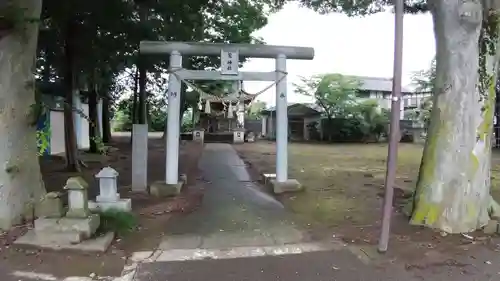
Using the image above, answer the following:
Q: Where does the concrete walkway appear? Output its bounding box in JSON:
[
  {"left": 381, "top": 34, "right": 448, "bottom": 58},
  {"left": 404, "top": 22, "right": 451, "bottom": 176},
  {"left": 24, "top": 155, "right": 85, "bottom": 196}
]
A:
[
  {"left": 160, "top": 143, "right": 305, "bottom": 250},
  {"left": 133, "top": 250, "right": 414, "bottom": 281}
]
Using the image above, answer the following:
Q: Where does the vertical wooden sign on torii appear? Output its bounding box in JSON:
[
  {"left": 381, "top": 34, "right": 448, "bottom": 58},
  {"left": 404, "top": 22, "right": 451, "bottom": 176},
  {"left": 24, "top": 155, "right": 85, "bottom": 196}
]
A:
[{"left": 220, "top": 49, "right": 239, "bottom": 75}]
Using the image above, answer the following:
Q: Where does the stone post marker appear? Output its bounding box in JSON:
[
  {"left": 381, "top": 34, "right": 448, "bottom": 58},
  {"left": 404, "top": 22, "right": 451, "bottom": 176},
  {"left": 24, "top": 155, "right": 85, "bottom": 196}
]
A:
[
  {"left": 132, "top": 124, "right": 148, "bottom": 192},
  {"left": 90, "top": 167, "right": 132, "bottom": 212},
  {"left": 64, "top": 176, "right": 91, "bottom": 218}
]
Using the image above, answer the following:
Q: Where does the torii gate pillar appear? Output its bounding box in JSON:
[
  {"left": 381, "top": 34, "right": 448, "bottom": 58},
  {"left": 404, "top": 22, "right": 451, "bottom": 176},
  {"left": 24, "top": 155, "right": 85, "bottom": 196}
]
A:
[
  {"left": 275, "top": 54, "right": 288, "bottom": 182},
  {"left": 165, "top": 51, "right": 182, "bottom": 185}
]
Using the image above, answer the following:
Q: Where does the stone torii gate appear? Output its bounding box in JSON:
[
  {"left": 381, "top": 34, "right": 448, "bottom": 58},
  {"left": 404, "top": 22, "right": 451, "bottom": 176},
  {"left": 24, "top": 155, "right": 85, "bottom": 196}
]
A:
[{"left": 139, "top": 41, "right": 314, "bottom": 194}]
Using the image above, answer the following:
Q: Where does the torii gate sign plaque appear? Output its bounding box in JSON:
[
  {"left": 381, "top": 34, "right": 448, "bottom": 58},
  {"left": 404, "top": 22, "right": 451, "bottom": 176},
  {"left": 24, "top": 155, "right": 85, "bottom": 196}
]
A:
[{"left": 139, "top": 41, "right": 314, "bottom": 194}]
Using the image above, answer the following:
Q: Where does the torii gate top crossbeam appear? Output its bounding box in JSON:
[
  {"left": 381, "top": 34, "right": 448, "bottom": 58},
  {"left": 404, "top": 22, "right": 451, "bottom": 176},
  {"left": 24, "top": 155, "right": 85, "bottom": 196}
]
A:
[{"left": 140, "top": 41, "right": 314, "bottom": 60}]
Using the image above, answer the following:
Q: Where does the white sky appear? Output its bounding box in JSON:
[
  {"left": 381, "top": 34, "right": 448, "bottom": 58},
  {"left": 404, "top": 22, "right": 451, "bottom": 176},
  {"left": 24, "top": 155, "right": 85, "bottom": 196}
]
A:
[{"left": 241, "top": 3, "right": 436, "bottom": 107}]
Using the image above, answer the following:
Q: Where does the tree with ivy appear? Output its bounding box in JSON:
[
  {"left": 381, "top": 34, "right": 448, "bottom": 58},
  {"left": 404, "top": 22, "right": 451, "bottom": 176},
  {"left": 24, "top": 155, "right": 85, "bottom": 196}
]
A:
[{"left": 407, "top": 2, "right": 500, "bottom": 233}]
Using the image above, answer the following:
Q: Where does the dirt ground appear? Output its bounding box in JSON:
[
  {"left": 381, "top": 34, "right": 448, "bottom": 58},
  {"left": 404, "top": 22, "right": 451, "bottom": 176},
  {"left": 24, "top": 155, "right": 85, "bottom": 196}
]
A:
[
  {"left": 233, "top": 141, "right": 500, "bottom": 264},
  {"left": 0, "top": 135, "right": 204, "bottom": 279}
]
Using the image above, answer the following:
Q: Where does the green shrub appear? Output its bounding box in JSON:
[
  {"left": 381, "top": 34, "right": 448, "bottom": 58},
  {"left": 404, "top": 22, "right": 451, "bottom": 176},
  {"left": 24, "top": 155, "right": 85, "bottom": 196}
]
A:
[
  {"left": 319, "top": 111, "right": 389, "bottom": 143},
  {"left": 97, "top": 209, "right": 138, "bottom": 237}
]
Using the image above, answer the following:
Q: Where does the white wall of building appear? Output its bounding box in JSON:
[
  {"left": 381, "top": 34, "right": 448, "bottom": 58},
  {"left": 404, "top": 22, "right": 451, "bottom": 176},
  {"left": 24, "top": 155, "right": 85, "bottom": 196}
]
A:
[
  {"left": 49, "top": 103, "right": 93, "bottom": 155},
  {"left": 367, "top": 91, "right": 431, "bottom": 120}
]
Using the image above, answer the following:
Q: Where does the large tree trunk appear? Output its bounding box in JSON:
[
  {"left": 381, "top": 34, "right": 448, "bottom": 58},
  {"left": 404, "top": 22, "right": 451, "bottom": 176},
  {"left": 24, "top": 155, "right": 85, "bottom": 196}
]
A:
[
  {"left": 137, "top": 4, "right": 148, "bottom": 125},
  {"left": 326, "top": 116, "right": 333, "bottom": 142},
  {"left": 88, "top": 78, "right": 99, "bottom": 153},
  {"left": 138, "top": 60, "right": 147, "bottom": 124},
  {"left": 130, "top": 68, "right": 139, "bottom": 144},
  {"left": 131, "top": 68, "right": 139, "bottom": 124},
  {"left": 63, "top": 18, "right": 80, "bottom": 172},
  {"left": 410, "top": 1, "right": 499, "bottom": 233},
  {"left": 101, "top": 92, "right": 112, "bottom": 143},
  {"left": 0, "top": 0, "right": 46, "bottom": 229}
]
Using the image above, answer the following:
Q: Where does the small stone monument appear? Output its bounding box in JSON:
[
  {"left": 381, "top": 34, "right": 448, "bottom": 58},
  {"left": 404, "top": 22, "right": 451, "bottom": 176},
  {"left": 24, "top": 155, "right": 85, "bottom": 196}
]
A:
[
  {"left": 96, "top": 167, "right": 119, "bottom": 203},
  {"left": 193, "top": 129, "right": 204, "bottom": 143},
  {"left": 247, "top": 132, "right": 255, "bottom": 142},
  {"left": 65, "top": 176, "right": 91, "bottom": 218},
  {"left": 179, "top": 173, "right": 188, "bottom": 185},
  {"left": 61, "top": 177, "right": 100, "bottom": 241},
  {"left": 89, "top": 167, "right": 132, "bottom": 212},
  {"left": 233, "top": 129, "right": 245, "bottom": 144}
]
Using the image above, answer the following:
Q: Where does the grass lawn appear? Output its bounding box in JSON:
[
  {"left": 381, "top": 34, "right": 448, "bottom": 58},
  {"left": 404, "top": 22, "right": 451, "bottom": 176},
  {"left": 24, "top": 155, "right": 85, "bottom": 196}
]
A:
[{"left": 235, "top": 141, "right": 500, "bottom": 247}]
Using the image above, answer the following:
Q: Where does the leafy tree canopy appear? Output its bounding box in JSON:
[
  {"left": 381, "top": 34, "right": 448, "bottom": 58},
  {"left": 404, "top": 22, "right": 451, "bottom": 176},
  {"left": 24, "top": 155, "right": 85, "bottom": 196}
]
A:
[
  {"left": 294, "top": 73, "right": 361, "bottom": 118},
  {"left": 37, "top": 0, "right": 270, "bottom": 99},
  {"left": 272, "top": 0, "right": 427, "bottom": 15}
]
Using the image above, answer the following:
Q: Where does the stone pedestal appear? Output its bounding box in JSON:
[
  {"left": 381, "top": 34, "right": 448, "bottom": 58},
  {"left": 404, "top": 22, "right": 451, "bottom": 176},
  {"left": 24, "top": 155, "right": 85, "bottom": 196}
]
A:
[
  {"left": 15, "top": 227, "right": 114, "bottom": 252},
  {"left": 89, "top": 200, "right": 132, "bottom": 213},
  {"left": 150, "top": 181, "right": 183, "bottom": 197},
  {"left": 233, "top": 130, "right": 245, "bottom": 144},
  {"left": 16, "top": 180, "right": 102, "bottom": 248},
  {"left": 193, "top": 129, "right": 204, "bottom": 143},
  {"left": 33, "top": 215, "right": 100, "bottom": 243},
  {"left": 269, "top": 179, "right": 303, "bottom": 194},
  {"left": 14, "top": 176, "right": 114, "bottom": 253}
]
